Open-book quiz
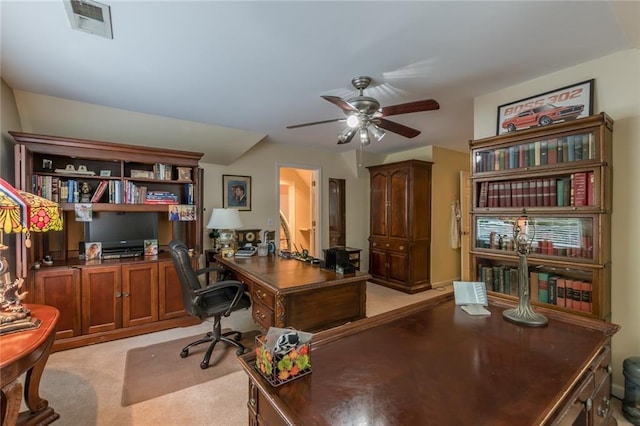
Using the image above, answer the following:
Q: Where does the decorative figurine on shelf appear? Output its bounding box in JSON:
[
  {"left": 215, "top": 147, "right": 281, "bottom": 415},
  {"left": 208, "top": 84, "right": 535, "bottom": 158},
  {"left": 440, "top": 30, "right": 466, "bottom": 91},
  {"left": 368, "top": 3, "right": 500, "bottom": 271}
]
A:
[
  {"left": 79, "top": 181, "right": 92, "bottom": 203},
  {"left": 1, "top": 277, "right": 28, "bottom": 313},
  {"left": 502, "top": 216, "right": 548, "bottom": 327}
]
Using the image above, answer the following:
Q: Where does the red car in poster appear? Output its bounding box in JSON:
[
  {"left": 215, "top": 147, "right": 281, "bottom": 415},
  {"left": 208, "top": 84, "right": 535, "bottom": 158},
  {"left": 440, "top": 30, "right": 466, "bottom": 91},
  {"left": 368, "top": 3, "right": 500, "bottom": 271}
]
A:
[{"left": 502, "top": 103, "right": 584, "bottom": 132}]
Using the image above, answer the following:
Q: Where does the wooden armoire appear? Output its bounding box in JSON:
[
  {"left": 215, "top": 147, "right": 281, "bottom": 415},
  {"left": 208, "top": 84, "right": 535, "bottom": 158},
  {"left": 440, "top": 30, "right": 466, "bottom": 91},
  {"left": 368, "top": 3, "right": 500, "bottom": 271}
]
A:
[{"left": 367, "top": 160, "right": 433, "bottom": 293}]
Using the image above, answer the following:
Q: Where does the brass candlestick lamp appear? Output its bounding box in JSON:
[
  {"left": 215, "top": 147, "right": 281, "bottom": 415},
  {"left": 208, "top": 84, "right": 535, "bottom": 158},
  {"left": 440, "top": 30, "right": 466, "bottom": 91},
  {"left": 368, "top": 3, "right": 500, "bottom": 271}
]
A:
[{"left": 502, "top": 215, "right": 548, "bottom": 327}]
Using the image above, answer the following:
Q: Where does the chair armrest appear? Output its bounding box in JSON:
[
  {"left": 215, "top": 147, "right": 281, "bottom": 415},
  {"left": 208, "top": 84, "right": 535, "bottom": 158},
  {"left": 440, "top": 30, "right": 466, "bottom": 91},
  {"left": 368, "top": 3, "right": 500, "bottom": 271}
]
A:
[
  {"left": 194, "top": 280, "right": 246, "bottom": 317},
  {"left": 194, "top": 265, "right": 225, "bottom": 276}
]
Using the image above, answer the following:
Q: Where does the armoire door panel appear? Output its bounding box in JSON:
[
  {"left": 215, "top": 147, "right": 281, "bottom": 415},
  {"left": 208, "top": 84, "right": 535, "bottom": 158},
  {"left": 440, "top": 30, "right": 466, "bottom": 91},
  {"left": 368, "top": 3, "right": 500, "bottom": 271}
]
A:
[
  {"left": 388, "top": 252, "right": 409, "bottom": 284},
  {"left": 389, "top": 168, "right": 409, "bottom": 239},
  {"left": 370, "top": 172, "right": 388, "bottom": 238},
  {"left": 369, "top": 249, "right": 388, "bottom": 280}
]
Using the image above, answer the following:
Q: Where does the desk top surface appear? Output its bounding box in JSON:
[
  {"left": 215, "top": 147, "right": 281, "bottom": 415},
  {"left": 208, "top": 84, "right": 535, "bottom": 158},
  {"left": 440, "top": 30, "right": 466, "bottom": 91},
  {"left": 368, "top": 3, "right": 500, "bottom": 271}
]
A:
[
  {"left": 239, "top": 294, "right": 619, "bottom": 425},
  {"left": 1, "top": 304, "right": 59, "bottom": 384},
  {"left": 216, "top": 254, "right": 370, "bottom": 292}
]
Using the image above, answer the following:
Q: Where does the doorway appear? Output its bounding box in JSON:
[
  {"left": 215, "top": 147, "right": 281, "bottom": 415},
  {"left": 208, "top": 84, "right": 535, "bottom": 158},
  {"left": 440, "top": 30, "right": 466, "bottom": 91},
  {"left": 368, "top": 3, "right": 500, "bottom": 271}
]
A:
[{"left": 277, "top": 164, "right": 321, "bottom": 257}]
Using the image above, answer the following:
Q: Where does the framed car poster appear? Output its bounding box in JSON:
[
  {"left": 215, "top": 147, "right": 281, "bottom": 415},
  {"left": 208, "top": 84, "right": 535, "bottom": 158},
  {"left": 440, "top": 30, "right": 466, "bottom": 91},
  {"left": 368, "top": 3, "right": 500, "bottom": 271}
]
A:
[{"left": 496, "top": 79, "right": 594, "bottom": 135}]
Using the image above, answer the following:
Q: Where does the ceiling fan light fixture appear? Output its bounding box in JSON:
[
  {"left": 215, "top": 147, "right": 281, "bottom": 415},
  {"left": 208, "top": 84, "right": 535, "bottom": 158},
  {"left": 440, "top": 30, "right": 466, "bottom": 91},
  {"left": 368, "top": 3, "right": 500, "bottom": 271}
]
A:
[
  {"left": 338, "top": 127, "right": 357, "bottom": 144},
  {"left": 346, "top": 115, "right": 360, "bottom": 128},
  {"left": 359, "top": 128, "right": 370, "bottom": 146},
  {"left": 370, "top": 124, "right": 386, "bottom": 141}
]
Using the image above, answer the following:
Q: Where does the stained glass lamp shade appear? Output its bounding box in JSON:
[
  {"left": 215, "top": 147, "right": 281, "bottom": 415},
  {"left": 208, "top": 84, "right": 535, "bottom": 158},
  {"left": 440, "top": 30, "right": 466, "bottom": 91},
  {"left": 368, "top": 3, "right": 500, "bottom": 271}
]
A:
[
  {"left": 0, "top": 177, "right": 63, "bottom": 294},
  {"left": 0, "top": 177, "right": 63, "bottom": 236}
]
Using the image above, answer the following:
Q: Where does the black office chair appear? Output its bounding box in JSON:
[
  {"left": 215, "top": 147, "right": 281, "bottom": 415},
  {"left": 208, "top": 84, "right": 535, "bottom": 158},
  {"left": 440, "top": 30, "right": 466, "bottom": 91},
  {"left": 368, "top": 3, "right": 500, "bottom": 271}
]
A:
[{"left": 168, "top": 240, "right": 251, "bottom": 369}]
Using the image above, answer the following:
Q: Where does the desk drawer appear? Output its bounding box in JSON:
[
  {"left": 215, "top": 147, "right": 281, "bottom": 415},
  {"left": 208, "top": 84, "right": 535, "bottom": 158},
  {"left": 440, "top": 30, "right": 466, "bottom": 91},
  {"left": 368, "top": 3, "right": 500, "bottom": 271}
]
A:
[
  {"left": 591, "top": 344, "right": 612, "bottom": 390},
  {"left": 252, "top": 284, "right": 275, "bottom": 310},
  {"left": 252, "top": 299, "right": 274, "bottom": 331},
  {"left": 370, "top": 238, "right": 408, "bottom": 253}
]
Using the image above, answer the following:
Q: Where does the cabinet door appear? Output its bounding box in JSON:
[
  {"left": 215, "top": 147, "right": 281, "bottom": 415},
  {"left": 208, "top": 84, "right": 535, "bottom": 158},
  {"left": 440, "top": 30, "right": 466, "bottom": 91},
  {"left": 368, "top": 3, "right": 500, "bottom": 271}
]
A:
[
  {"left": 122, "top": 263, "right": 158, "bottom": 327},
  {"left": 388, "top": 251, "right": 409, "bottom": 285},
  {"left": 81, "top": 265, "right": 121, "bottom": 334},
  {"left": 369, "top": 248, "right": 388, "bottom": 281},
  {"left": 388, "top": 166, "right": 410, "bottom": 239},
  {"left": 34, "top": 268, "right": 81, "bottom": 339},
  {"left": 370, "top": 170, "right": 388, "bottom": 238},
  {"left": 158, "top": 260, "right": 188, "bottom": 320}
]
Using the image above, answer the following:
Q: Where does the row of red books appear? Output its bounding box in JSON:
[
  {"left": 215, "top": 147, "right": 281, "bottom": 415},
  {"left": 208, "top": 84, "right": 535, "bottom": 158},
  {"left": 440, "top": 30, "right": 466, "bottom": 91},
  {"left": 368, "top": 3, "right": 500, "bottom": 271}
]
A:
[{"left": 477, "top": 171, "right": 595, "bottom": 208}]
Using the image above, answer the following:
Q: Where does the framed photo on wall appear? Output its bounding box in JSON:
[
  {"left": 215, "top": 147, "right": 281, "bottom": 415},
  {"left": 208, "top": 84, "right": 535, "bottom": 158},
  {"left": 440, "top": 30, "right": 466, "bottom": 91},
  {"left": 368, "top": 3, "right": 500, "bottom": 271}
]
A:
[
  {"left": 223, "top": 175, "right": 251, "bottom": 211},
  {"left": 497, "top": 79, "right": 594, "bottom": 135}
]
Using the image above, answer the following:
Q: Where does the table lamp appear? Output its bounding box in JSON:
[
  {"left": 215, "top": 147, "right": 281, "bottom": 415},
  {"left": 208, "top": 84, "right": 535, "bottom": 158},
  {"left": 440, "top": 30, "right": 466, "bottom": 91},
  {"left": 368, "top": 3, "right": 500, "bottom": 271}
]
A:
[
  {"left": 0, "top": 177, "right": 63, "bottom": 330},
  {"left": 206, "top": 208, "right": 242, "bottom": 258},
  {"left": 502, "top": 215, "right": 548, "bottom": 327}
]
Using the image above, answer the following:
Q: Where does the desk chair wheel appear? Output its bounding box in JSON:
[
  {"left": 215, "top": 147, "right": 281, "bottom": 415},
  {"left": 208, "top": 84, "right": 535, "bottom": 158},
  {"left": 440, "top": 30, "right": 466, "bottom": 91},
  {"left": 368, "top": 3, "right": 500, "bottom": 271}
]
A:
[
  {"left": 180, "top": 349, "right": 189, "bottom": 358},
  {"left": 236, "top": 347, "right": 245, "bottom": 356}
]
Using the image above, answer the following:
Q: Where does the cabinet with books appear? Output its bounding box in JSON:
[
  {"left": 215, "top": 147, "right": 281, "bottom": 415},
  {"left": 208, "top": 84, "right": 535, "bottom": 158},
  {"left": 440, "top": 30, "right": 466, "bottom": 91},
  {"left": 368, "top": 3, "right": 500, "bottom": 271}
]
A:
[
  {"left": 10, "top": 131, "right": 204, "bottom": 262},
  {"left": 469, "top": 113, "right": 612, "bottom": 321},
  {"left": 10, "top": 131, "right": 204, "bottom": 350}
]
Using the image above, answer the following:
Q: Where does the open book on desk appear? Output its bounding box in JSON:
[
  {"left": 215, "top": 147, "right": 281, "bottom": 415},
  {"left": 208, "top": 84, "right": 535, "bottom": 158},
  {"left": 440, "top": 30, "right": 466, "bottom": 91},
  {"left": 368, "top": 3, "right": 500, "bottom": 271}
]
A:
[{"left": 453, "top": 281, "right": 491, "bottom": 316}]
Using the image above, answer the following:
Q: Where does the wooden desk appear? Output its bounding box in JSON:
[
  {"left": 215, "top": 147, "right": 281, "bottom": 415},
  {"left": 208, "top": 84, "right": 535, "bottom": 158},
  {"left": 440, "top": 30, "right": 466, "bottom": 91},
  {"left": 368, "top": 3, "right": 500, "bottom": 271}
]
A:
[
  {"left": 215, "top": 255, "right": 369, "bottom": 332},
  {"left": 1, "top": 304, "right": 60, "bottom": 426},
  {"left": 238, "top": 294, "right": 620, "bottom": 425}
]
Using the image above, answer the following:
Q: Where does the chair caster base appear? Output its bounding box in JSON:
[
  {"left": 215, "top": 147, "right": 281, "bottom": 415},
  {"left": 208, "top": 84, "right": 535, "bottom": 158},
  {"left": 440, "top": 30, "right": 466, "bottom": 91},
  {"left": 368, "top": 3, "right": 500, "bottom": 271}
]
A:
[{"left": 180, "top": 349, "right": 189, "bottom": 358}]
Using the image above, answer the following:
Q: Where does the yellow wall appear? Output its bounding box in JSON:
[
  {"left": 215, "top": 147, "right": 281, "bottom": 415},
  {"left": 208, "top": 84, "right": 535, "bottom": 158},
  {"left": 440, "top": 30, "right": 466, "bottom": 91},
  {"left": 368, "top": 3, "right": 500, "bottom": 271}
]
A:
[{"left": 475, "top": 48, "right": 640, "bottom": 395}]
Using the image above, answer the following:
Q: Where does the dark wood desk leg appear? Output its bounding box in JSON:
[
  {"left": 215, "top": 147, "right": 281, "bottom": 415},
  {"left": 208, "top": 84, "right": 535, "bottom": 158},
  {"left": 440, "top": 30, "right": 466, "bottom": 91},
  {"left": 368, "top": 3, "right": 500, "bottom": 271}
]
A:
[
  {"left": 2, "top": 381, "right": 23, "bottom": 425},
  {"left": 18, "top": 330, "right": 59, "bottom": 425}
]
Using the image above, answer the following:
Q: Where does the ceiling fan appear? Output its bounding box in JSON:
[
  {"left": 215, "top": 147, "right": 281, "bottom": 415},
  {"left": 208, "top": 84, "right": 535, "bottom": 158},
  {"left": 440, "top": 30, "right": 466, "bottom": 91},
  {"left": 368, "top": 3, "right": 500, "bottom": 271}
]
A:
[{"left": 286, "top": 76, "right": 440, "bottom": 145}]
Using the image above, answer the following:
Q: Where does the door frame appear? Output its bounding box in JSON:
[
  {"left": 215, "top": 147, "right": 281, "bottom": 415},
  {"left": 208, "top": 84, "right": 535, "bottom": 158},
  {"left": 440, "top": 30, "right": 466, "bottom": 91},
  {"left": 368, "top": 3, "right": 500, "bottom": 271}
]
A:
[{"left": 276, "top": 163, "right": 322, "bottom": 257}]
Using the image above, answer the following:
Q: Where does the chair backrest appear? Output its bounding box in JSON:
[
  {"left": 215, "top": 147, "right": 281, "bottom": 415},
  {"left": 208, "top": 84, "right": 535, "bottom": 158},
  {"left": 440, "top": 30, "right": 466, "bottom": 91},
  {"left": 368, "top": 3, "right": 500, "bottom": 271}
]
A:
[{"left": 168, "top": 239, "right": 201, "bottom": 317}]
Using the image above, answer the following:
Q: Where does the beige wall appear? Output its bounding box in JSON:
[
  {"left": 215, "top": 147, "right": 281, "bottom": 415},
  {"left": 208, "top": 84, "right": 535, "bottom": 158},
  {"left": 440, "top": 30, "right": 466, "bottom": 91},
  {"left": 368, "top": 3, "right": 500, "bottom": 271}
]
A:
[
  {"left": 475, "top": 48, "right": 640, "bottom": 395},
  {"left": 199, "top": 141, "right": 373, "bottom": 269}
]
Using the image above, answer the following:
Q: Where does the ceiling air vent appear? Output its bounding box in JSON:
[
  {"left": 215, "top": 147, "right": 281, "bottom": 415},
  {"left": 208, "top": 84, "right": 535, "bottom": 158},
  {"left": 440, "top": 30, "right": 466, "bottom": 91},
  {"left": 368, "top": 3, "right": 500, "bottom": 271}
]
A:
[{"left": 64, "top": 0, "right": 113, "bottom": 39}]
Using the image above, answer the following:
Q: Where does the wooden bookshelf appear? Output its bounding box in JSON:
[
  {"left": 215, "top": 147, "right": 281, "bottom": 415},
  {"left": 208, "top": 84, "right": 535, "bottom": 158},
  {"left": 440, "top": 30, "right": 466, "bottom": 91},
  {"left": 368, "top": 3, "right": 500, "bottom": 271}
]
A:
[
  {"left": 468, "top": 113, "right": 613, "bottom": 321},
  {"left": 10, "top": 131, "right": 204, "bottom": 350}
]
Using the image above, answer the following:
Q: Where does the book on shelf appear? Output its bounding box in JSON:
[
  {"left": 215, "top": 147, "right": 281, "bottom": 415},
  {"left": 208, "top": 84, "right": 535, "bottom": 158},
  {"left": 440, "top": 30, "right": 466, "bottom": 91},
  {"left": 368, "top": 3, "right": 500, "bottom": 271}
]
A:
[
  {"left": 571, "top": 281, "right": 583, "bottom": 311},
  {"left": 537, "top": 272, "right": 549, "bottom": 304},
  {"left": 587, "top": 171, "right": 595, "bottom": 206},
  {"left": 556, "top": 278, "right": 566, "bottom": 307},
  {"left": 90, "top": 180, "right": 109, "bottom": 203},
  {"left": 529, "top": 272, "right": 539, "bottom": 302},
  {"left": 478, "top": 181, "right": 488, "bottom": 208},
  {"left": 548, "top": 275, "right": 557, "bottom": 305},
  {"left": 572, "top": 172, "right": 588, "bottom": 206},
  {"left": 581, "top": 281, "right": 593, "bottom": 313}
]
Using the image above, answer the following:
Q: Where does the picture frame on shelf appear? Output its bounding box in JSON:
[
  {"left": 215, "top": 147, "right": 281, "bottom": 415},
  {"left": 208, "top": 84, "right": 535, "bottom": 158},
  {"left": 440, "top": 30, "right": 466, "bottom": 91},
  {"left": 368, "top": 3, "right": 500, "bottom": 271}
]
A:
[
  {"left": 131, "top": 169, "right": 154, "bottom": 179},
  {"left": 99, "top": 170, "right": 111, "bottom": 177},
  {"left": 85, "top": 242, "right": 102, "bottom": 260},
  {"left": 223, "top": 175, "right": 251, "bottom": 211},
  {"left": 177, "top": 167, "right": 192, "bottom": 182},
  {"left": 496, "top": 79, "right": 594, "bottom": 135}
]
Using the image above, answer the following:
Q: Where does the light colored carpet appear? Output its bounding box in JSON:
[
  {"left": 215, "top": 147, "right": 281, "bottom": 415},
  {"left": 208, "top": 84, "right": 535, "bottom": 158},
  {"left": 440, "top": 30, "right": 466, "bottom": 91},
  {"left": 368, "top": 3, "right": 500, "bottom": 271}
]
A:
[
  {"left": 121, "top": 330, "right": 260, "bottom": 406},
  {"left": 30, "top": 282, "right": 631, "bottom": 425}
]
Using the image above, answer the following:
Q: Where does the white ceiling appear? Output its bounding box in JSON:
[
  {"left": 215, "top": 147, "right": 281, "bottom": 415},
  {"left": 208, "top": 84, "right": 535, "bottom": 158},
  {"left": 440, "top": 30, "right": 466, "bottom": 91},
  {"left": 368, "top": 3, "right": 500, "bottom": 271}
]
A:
[{"left": 1, "top": 1, "right": 638, "bottom": 164}]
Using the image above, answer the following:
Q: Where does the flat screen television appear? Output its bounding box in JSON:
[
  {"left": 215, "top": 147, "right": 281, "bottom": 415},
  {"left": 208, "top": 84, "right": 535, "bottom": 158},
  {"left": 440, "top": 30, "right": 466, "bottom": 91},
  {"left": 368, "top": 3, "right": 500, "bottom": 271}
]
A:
[{"left": 83, "top": 211, "right": 158, "bottom": 255}]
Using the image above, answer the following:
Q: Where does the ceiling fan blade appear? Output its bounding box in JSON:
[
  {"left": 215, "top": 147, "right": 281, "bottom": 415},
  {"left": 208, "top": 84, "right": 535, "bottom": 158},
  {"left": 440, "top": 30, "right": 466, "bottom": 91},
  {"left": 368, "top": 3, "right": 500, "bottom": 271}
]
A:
[
  {"left": 286, "top": 118, "right": 345, "bottom": 129},
  {"left": 377, "top": 118, "right": 421, "bottom": 138},
  {"left": 380, "top": 99, "right": 440, "bottom": 117},
  {"left": 321, "top": 95, "right": 358, "bottom": 112}
]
